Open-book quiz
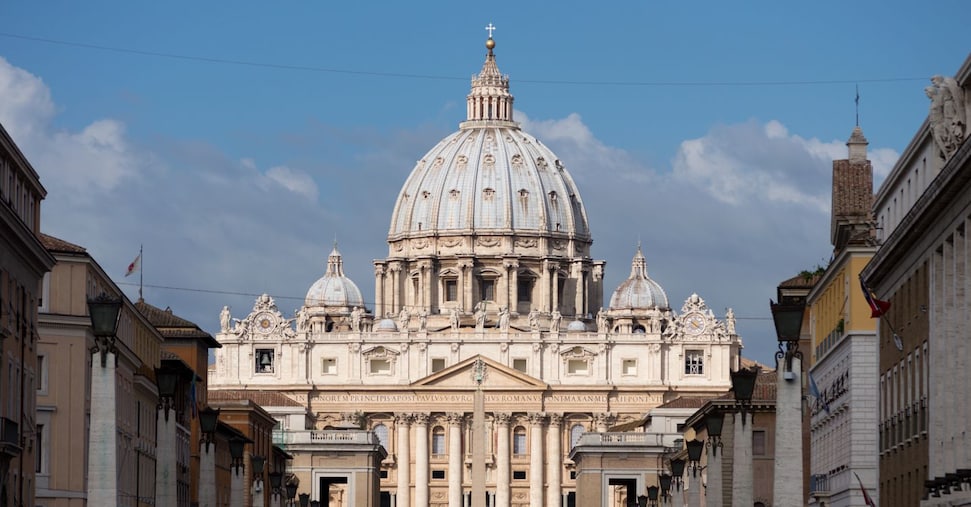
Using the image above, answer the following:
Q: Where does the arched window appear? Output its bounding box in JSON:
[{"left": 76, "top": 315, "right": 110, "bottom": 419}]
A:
[
  {"left": 373, "top": 424, "right": 389, "bottom": 451},
  {"left": 570, "top": 424, "right": 585, "bottom": 449},
  {"left": 432, "top": 426, "right": 446, "bottom": 456},
  {"left": 513, "top": 426, "right": 527, "bottom": 455}
]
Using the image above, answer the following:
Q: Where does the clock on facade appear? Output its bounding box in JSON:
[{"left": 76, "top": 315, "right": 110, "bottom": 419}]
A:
[
  {"left": 684, "top": 313, "right": 706, "bottom": 335},
  {"left": 255, "top": 313, "right": 274, "bottom": 334}
]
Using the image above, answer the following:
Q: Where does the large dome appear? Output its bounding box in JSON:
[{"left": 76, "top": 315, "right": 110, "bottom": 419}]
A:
[
  {"left": 305, "top": 244, "right": 365, "bottom": 308},
  {"left": 387, "top": 38, "right": 591, "bottom": 245},
  {"left": 609, "top": 246, "right": 669, "bottom": 310}
]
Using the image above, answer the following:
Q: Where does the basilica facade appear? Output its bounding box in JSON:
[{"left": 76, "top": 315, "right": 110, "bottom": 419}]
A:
[{"left": 209, "top": 35, "right": 743, "bottom": 507}]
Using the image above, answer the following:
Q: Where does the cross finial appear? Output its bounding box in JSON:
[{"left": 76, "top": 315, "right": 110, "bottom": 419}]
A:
[{"left": 485, "top": 23, "right": 496, "bottom": 38}]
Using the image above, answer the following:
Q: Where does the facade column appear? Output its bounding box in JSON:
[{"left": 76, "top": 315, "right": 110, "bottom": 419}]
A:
[
  {"left": 390, "top": 262, "right": 402, "bottom": 315},
  {"left": 495, "top": 413, "right": 511, "bottom": 507},
  {"left": 508, "top": 263, "right": 519, "bottom": 313},
  {"left": 528, "top": 413, "right": 545, "bottom": 507},
  {"left": 375, "top": 264, "right": 386, "bottom": 320},
  {"left": 540, "top": 261, "right": 551, "bottom": 312},
  {"left": 155, "top": 405, "right": 177, "bottom": 507},
  {"left": 448, "top": 413, "right": 465, "bottom": 507},
  {"left": 732, "top": 412, "right": 753, "bottom": 507},
  {"left": 88, "top": 350, "right": 118, "bottom": 507},
  {"left": 706, "top": 440, "right": 722, "bottom": 507},
  {"left": 546, "top": 414, "right": 562, "bottom": 507},
  {"left": 550, "top": 265, "right": 560, "bottom": 313},
  {"left": 686, "top": 471, "right": 701, "bottom": 507},
  {"left": 397, "top": 413, "right": 413, "bottom": 507},
  {"left": 414, "top": 414, "right": 429, "bottom": 507},
  {"left": 773, "top": 356, "right": 804, "bottom": 507}
]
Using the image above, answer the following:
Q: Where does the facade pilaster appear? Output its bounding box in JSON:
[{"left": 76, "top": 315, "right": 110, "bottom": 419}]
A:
[
  {"left": 495, "top": 413, "right": 511, "bottom": 507},
  {"left": 200, "top": 443, "right": 216, "bottom": 507},
  {"left": 448, "top": 413, "right": 464, "bottom": 507},
  {"left": 230, "top": 466, "right": 244, "bottom": 507},
  {"left": 706, "top": 441, "right": 722, "bottom": 507},
  {"left": 155, "top": 408, "right": 177, "bottom": 507},
  {"left": 414, "top": 414, "right": 429, "bottom": 507},
  {"left": 546, "top": 414, "right": 562, "bottom": 507},
  {"left": 397, "top": 413, "right": 413, "bottom": 507},
  {"left": 529, "top": 413, "right": 545, "bottom": 507}
]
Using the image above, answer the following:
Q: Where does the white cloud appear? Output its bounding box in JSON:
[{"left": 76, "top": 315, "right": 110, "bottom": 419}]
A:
[{"left": 264, "top": 165, "right": 319, "bottom": 200}]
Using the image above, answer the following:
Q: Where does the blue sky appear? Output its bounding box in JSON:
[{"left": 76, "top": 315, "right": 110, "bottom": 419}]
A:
[{"left": 2, "top": 1, "right": 969, "bottom": 365}]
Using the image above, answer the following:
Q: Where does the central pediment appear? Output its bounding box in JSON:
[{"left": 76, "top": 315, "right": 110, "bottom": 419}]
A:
[{"left": 412, "top": 355, "right": 548, "bottom": 389}]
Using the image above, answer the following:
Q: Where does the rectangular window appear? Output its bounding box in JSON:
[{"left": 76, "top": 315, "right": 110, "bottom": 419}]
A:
[
  {"left": 255, "top": 349, "right": 274, "bottom": 373},
  {"left": 753, "top": 430, "right": 766, "bottom": 455},
  {"left": 622, "top": 359, "right": 637, "bottom": 376},
  {"left": 35, "top": 423, "right": 43, "bottom": 473},
  {"left": 432, "top": 433, "right": 445, "bottom": 456},
  {"left": 513, "top": 432, "right": 526, "bottom": 455},
  {"left": 445, "top": 280, "right": 458, "bottom": 302},
  {"left": 431, "top": 470, "right": 445, "bottom": 480},
  {"left": 321, "top": 358, "right": 336, "bottom": 375},
  {"left": 567, "top": 359, "right": 589, "bottom": 375},
  {"left": 480, "top": 279, "right": 495, "bottom": 301},
  {"left": 676, "top": 423, "right": 686, "bottom": 433},
  {"left": 380, "top": 470, "right": 388, "bottom": 479},
  {"left": 369, "top": 359, "right": 391, "bottom": 375},
  {"left": 513, "top": 470, "right": 527, "bottom": 480},
  {"left": 513, "top": 358, "right": 527, "bottom": 373},
  {"left": 685, "top": 350, "right": 704, "bottom": 375},
  {"left": 517, "top": 278, "right": 532, "bottom": 302},
  {"left": 36, "top": 354, "right": 47, "bottom": 394},
  {"left": 431, "top": 358, "right": 446, "bottom": 373}
]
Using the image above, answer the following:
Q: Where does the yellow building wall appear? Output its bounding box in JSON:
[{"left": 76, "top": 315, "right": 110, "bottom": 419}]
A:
[{"left": 810, "top": 253, "right": 877, "bottom": 360}]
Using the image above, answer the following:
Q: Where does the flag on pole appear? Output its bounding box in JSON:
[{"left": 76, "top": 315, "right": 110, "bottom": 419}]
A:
[
  {"left": 125, "top": 253, "right": 141, "bottom": 277},
  {"left": 808, "top": 371, "right": 830, "bottom": 414},
  {"left": 854, "top": 472, "right": 876, "bottom": 507},
  {"left": 859, "top": 277, "right": 890, "bottom": 318}
]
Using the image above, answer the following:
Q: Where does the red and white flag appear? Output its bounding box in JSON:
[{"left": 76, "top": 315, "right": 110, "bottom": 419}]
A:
[
  {"left": 125, "top": 253, "right": 141, "bottom": 277},
  {"left": 854, "top": 472, "right": 876, "bottom": 507}
]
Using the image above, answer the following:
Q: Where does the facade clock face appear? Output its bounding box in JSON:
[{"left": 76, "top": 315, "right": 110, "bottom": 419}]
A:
[
  {"left": 684, "top": 313, "right": 706, "bottom": 335},
  {"left": 255, "top": 313, "right": 274, "bottom": 334}
]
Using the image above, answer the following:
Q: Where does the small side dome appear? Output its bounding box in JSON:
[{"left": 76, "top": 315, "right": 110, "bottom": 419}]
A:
[
  {"left": 374, "top": 318, "right": 398, "bottom": 332},
  {"left": 567, "top": 319, "right": 587, "bottom": 332},
  {"left": 609, "top": 245, "right": 669, "bottom": 310},
  {"left": 305, "top": 243, "right": 365, "bottom": 308}
]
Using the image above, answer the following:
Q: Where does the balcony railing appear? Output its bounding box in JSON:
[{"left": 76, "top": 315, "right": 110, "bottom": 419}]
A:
[
  {"left": 574, "top": 432, "right": 679, "bottom": 448},
  {"left": 810, "top": 474, "right": 829, "bottom": 495},
  {"left": 273, "top": 429, "right": 378, "bottom": 447}
]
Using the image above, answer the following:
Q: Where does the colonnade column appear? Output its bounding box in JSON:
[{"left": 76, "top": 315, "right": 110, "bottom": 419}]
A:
[
  {"left": 550, "top": 265, "right": 560, "bottom": 313},
  {"left": 773, "top": 356, "right": 803, "bottom": 507},
  {"left": 88, "top": 349, "right": 118, "bottom": 507},
  {"left": 546, "top": 414, "right": 562, "bottom": 507},
  {"left": 155, "top": 400, "right": 177, "bottom": 507},
  {"left": 448, "top": 413, "right": 465, "bottom": 507},
  {"left": 414, "top": 414, "right": 429, "bottom": 507},
  {"left": 390, "top": 262, "right": 402, "bottom": 315},
  {"left": 495, "top": 414, "right": 511, "bottom": 507},
  {"left": 397, "top": 413, "right": 413, "bottom": 507},
  {"left": 529, "top": 413, "right": 545, "bottom": 507}
]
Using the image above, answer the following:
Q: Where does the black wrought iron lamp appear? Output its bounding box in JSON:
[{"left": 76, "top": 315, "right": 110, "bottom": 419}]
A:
[
  {"left": 269, "top": 471, "right": 283, "bottom": 499},
  {"left": 770, "top": 299, "right": 805, "bottom": 375},
  {"left": 669, "top": 458, "right": 686, "bottom": 491},
  {"left": 87, "top": 293, "right": 122, "bottom": 367},
  {"left": 704, "top": 411, "right": 724, "bottom": 457},
  {"left": 229, "top": 436, "right": 246, "bottom": 474},
  {"left": 730, "top": 366, "right": 760, "bottom": 425},
  {"left": 155, "top": 367, "right": 180, "bottom": 421},
  {"left": 686, "top": 438, "right": 705, "bottom": 477},
  {"left": 198, "top": 406, "right": 220, "bottom": 452}
]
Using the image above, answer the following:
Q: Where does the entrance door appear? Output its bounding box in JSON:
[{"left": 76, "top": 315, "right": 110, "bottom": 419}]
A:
[
  {"left": 318, "top": 476, "right": 349, "bottom": 507},
  {"left": 608, "top": 478, "right": 638, "bottom": 507}
]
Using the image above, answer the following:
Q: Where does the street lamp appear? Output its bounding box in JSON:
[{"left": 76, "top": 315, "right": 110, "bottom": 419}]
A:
[
  {"left": 647, "top": 485, "right": 659, "bottom": 506},
  {"left": 299, "top": 493, "right": 310, "bottom": 507},
  {"left": 85, "top": 292, "right": 122, "bottom": 507},
  {"left": 269, "top": 471, "right": 283, "bottom": 500},
  {"left": 770, "top": 299, "right": 805, "bottom": 374},
  {"left": 87, "top": 293, "right": 122, "bottom": 366},
  {"left": 229, "top": 437, "right": 246, "bottom": 474},
  {"left": 155, "top": 367, "right": 180, "bottom": 421},
  {"left": 731, "top": 366, "right": 760, "bottom": 425},
  {"left": 704, "top": 411, "right": 724, "bottom": 456},
  {"left": 669, "top": 458, "right": 685, "bottom": 491},
  {"left": 199, "top": 406, "right": 220, "bottom": 452},
  {"left": 286, "top": 482, "right": 298, "bottom": 506},
  {"left": 685, "top": 438, "right": 705, "bottom": 477},
  {"left": 659, "top": 473, "right": 672, "bottom": 502}
]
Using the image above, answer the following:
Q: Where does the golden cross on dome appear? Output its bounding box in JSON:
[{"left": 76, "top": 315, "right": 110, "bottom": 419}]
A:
[{"left": 485, "top": 23, "right": 496, "bottom": 38}]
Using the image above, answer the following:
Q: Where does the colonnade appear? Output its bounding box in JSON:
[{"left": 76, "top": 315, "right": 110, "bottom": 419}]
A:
[{"left": 389, "top": 412, "right": 569, "bottom": 507}]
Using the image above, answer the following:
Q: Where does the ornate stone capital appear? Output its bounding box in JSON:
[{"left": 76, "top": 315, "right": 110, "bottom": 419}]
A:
[
  {"left": 494, "top": 413, "right": 511, "bottom": 426},
  {"left": 528, "top": 412, "right": 547, "bottom": 425},
  {"left": 447, "top": 412, "right": 465, "bottom": 425},
  {"left": 547, "top": 413, "right": 563, "bottom": 427},
  {"left": 412, "top": 413, "right": 429, "bottom": 426},
  {"left": 594, "top": 412, "right": 616, "bottom": 427},
  {"left": 395, "top": 413, "right": 413, "bottom": 425}
]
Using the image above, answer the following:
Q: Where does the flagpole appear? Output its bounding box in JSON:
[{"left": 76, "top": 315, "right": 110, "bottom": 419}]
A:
[{"left": 139, "top": 244, "right": 143, "bottom": 301}]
